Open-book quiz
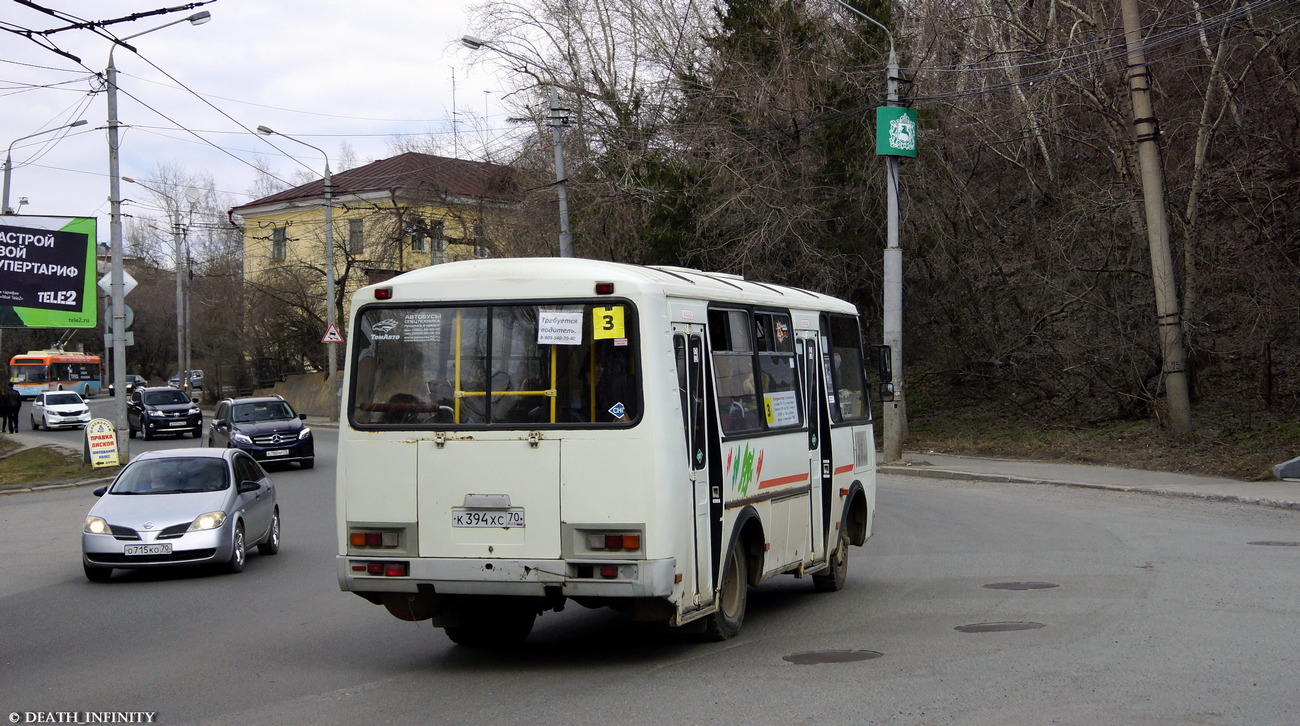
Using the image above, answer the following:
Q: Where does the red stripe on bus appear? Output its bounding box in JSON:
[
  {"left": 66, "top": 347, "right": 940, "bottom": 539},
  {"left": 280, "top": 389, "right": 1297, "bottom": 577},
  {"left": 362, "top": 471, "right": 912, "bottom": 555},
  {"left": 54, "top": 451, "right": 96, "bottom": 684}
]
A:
[
  {"left": 834, "top": 464, "right": 854, "bottom": 475},
  {"left": 759, "top": 473, "right": 810, "bottom": 489}
]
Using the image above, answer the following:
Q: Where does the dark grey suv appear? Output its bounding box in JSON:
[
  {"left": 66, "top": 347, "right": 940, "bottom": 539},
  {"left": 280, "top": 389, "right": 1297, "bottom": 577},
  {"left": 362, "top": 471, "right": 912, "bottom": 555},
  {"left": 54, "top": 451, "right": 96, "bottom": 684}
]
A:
[
  {"left": 208, "top": 396, "right": 314, "bottom": 469},
  {"left": 127, "top": 386, "right": 203, "bottom": 440}
]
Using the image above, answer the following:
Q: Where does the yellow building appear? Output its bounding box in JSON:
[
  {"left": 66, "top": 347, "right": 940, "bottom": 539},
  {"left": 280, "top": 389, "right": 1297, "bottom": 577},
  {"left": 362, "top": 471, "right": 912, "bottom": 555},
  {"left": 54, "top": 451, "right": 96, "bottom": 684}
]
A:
[{"left": 231, "top": 151, "right": 521, "bottom": 296}]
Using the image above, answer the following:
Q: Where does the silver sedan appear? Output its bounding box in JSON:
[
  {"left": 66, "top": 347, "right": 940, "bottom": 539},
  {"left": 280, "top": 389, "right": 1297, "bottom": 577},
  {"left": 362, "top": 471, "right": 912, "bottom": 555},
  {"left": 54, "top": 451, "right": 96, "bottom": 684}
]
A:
[{"left": 81, "top": 448, "right": 280, "bottom": 581}]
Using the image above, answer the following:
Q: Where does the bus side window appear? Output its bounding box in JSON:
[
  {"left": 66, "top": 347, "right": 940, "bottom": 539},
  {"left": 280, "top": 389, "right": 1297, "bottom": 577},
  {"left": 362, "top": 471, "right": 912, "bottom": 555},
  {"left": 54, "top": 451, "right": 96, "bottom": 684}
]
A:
[{"left": 710, "top": 310, "right": 761, "bottom": 435}]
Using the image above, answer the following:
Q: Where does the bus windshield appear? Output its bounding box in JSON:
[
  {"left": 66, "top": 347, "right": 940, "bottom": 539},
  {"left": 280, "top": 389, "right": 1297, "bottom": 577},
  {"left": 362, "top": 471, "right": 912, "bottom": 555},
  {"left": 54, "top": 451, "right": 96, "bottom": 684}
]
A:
[
  {"left": 350, "top": 303, "right": 638, "bottom": 427},
  {"left": 9, "top": 364, "right": 48, "bottom": 384}
]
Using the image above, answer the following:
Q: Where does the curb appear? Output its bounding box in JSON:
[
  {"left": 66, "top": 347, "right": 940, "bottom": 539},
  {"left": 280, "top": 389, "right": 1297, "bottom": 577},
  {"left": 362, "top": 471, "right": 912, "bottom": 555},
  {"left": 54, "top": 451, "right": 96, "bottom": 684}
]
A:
[
  {"left": 0, "top": 475, "right": 115, "bottom": 496},
  {"left": 879, "top": 465, "right": 1300, "bottom": 511}
]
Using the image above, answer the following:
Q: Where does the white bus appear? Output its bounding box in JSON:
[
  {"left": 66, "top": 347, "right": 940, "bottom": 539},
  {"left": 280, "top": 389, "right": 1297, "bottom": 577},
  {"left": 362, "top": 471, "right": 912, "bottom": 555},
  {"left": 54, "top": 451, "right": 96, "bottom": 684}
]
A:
[{"left": 336, "top": 258, "right": 891, "bottom": 646}]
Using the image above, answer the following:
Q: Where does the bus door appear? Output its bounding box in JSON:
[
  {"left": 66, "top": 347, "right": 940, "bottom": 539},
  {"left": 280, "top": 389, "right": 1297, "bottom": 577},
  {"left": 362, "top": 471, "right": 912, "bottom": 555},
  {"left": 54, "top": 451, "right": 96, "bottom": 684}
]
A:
[
  {"left": 799, "top": 332, "right": 830, "bottom": 563},
  {"left": 673, "top": 325, "right": 713, "bottom": 607}
]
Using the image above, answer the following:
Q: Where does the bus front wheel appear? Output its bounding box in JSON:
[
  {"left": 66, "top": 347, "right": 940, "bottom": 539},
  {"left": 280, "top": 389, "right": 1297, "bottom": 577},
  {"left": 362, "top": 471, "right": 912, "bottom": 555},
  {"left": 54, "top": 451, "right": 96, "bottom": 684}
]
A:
[{"left": 703, "top": 541, "right": 748, "bottom": 641}]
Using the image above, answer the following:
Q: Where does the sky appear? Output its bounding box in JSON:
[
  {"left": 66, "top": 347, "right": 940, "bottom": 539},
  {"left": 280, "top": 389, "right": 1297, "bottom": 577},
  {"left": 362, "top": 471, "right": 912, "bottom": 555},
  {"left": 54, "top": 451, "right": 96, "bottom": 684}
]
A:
[{"left": 2, "top": 0, "right": 513, "bottom": 235}]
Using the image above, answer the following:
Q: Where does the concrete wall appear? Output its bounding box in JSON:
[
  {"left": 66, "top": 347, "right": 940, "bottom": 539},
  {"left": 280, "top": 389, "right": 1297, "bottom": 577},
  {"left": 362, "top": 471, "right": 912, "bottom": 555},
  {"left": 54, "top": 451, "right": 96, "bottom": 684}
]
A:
[{"left": 253, "top": 372, "right": 338, "bottom": 418}]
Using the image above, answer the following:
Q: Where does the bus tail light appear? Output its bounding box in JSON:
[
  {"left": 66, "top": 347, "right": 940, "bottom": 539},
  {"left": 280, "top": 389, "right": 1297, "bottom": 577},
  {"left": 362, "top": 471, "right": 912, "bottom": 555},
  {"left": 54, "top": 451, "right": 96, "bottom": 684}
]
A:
[
  {"left": 587, "top": 533, "right": 640, "bottom": 551},
  {"left": 350, "top": 529, "right": 400, "bottom": 549},
  {"left": 352, "top": 561, "right": 409, "bottom": 577}
]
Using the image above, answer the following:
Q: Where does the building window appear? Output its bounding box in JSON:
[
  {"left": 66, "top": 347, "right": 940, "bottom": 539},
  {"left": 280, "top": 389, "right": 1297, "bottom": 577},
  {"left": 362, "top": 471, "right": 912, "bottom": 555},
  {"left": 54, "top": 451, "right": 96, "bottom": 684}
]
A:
[
  {"left": 411, "top": 233, "right": 427, "bottom": 253},
  {"left": 348, "top": 219, "right": 364, "bottom": 254},
  {"left": 431, "top": 221, "right": 446, "bottom": 264},
  {"left": 270, "top": 227, "right": 287, "bottom": 262}
]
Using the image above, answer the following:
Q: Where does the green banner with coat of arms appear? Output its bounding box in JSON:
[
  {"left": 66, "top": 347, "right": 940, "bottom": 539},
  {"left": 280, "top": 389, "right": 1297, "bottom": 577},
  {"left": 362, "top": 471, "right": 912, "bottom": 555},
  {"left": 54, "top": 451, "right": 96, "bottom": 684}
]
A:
[{"left": 876, "top": 107, "right": 917, "bottom": 157}]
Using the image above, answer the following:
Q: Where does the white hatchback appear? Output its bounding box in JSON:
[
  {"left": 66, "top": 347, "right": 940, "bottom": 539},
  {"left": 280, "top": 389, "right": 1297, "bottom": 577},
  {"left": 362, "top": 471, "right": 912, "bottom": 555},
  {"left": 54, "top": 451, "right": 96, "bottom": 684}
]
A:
[{"left": 31, "top": 391, "right": 92, "bottom": 430}]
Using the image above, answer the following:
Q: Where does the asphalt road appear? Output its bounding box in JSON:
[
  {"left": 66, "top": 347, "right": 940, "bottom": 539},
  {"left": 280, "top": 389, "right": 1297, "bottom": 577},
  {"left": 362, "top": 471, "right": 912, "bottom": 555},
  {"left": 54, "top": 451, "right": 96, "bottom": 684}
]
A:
[{"left": 1, "top": 428, "right": 1297, "bottom": 725}]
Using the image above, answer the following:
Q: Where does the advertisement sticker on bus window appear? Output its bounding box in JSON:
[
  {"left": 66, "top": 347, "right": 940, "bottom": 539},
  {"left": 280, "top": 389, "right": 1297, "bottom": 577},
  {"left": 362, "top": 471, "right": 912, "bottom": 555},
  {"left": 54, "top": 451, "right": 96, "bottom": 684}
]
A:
[
  {"left": 538, "top": 309, "right": 583, "bottom": 345},
  {"left": 593, "top": 305, "right": 625, "bottom": 340},
  {"left": 402, "top": 312, "right": 442, "bottom": 342}
]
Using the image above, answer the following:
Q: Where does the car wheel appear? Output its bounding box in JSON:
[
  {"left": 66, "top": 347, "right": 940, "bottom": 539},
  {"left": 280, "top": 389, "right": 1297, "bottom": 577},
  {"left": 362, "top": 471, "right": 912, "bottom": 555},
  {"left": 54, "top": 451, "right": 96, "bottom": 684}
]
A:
[
  {"left": 257, "top": 508, "right": 280, "bottom": 556},
  {"left": 31, "top": 415, "right": 40, "bottom": 431},
  {"left": 702, "top": 540, "right": 748, "bottom": 641},
  {"left": 300, "top": 458, "right": 315, "bottom": 470},
  {"left": 83, "top": 563, "right": 113, "bottom": 582},
  {"left": 142, "top": 423, "right": 153, "bottom": 441},
  {"left": 813, "top": 526, "right": 851, "bottom": 593},
  {"left": 225, "top": 523, "right": 246, "bottom": 573},
  {"left": 191, "top": 428, "right": 202, "bottom": 439}
]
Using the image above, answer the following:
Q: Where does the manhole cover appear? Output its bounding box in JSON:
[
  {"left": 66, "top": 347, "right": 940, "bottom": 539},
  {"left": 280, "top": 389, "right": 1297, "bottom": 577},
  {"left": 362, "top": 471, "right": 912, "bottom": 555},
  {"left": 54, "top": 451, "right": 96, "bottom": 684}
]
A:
[
  {"left": 1248, "top": 541, "right": 1300, "bottom": 547},
  {"left": 955, "top": 621, "right": 1046, "bottom": 633},
  {"left": 983, "top": 582, "right": 1060, "bottom": 590},
  {"left": 783, "top": 649, "right": 883, "bottom": 665}
]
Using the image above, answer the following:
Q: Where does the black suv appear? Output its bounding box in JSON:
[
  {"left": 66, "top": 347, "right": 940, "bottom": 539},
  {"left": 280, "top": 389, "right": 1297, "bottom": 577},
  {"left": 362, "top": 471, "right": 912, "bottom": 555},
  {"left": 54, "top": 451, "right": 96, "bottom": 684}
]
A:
[
  {"left": 127, "top": 386, "right": 203, "bottom": 439},
  {"left": 208, "top": 395, "right": 314, "bottom": 469}
]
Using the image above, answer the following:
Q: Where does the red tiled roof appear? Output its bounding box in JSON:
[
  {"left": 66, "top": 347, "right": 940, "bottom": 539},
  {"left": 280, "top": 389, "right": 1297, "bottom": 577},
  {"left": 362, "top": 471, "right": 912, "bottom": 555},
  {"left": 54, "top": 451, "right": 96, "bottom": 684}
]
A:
[{"left": 231, "top": 152, "right": 518, "bottom": 213}]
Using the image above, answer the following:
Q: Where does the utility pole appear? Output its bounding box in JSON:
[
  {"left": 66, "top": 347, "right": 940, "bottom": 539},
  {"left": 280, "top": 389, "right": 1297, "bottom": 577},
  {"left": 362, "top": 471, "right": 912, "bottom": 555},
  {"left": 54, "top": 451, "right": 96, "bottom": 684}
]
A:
[
  {"left": 836, "top": 0, "right": 906, "bottom": 461},
  {"left": 461, "top": 36, "right": 574, "bottom": 258},
  {"left": 1120, "top": 0, "right": 1193, "bottom": 433}
]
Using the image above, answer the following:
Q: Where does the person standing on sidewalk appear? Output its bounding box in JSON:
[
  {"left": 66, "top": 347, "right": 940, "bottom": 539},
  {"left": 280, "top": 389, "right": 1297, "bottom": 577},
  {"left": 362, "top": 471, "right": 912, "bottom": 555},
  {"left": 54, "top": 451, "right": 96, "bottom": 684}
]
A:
[
  {"left": 0, "top": 386, "right": 12, "bottom": 433},
  {"left": 2, "top": 383, "right": 21, "bottom": 433}
]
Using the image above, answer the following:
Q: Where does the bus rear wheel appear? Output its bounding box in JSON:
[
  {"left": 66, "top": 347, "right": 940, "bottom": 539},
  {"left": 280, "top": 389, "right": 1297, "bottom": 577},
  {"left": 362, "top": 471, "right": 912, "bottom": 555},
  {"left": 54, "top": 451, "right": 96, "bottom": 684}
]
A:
[
  {"left": 702, "top": 541, "right": 748, "bottom": 641},
  {"left": 444, "top": 603, "right": 536, "bottom": 648},
  {"left": 813, "top": 527, "right": 850, "bottom": 593}
]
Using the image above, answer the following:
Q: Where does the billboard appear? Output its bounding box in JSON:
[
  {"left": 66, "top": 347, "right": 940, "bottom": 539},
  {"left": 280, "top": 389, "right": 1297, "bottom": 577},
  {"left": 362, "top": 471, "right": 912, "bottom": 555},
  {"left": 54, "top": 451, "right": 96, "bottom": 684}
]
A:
[{"left": 0, "top": 215, "right": 97, "bottom": 329}]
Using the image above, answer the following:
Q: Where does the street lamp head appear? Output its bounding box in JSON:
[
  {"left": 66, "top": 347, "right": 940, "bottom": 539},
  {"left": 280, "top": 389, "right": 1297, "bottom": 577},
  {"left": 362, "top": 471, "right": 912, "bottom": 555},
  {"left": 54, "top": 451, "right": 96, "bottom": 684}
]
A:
[
  {"left": 69, "top": 120, "right": 89, "bottom": 129},
  {"left": 256, "top": 125, "right": 276, "bottom": 136},
  {"left": 461, "top": 35, "right": 485, "bottom": 50},
  {"left": 187, "top": 11, "right": 212, "bottom": 26}
]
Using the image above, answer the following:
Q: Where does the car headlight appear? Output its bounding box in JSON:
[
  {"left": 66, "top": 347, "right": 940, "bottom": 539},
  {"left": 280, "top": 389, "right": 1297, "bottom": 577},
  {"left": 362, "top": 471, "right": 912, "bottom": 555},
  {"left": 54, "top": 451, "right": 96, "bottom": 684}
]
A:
[
  {"left": 84, "top": 516, "right": 110, "bottom": 535},
  {"left": 231, "top": 432, "right": 253, "bottom": 445},
  {"left": 147, "top": 409, "right": 167, "bottom": 418},
  {"left": 188, "top": 407, "right": 201, "bottom": 416},
  {"left": 188, "top": 511, "right": 227, "bottom": 532},
  {"left": 298, "top": 426, "right": 312, "bottom": 440}
]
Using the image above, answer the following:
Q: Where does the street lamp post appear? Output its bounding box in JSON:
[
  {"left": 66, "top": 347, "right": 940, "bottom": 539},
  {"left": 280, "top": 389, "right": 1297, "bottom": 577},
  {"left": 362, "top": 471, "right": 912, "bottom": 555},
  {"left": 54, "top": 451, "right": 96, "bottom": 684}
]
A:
[
  {"left": 106, "top": 10, "right": 211, "bottom": 458},
  {"left": 4, "top": 120, "right": 89, "bottom": 214},
  {"left": 460, "top": 35, "right": 574, "bottom": 258},
  {"left": 835, "top": 1, "right": 906, "bottom": 463},
  {"left": 255, "top": 125, "right": 337, "bottom": 421}
]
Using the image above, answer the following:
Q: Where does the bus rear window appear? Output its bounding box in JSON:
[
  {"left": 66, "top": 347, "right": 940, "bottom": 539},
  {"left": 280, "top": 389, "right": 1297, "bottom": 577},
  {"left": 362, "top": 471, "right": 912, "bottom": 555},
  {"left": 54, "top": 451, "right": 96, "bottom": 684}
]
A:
[{"left": 350, "top": 303, "right": 639, "bottom": 427}]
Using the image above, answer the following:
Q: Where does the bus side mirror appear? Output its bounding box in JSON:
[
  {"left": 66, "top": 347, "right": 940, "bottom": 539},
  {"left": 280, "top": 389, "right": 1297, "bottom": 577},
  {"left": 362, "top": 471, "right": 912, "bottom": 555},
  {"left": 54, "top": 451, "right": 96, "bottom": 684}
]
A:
[{"left": 868, "top": 345, "right": 895, "bottom": 402}]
